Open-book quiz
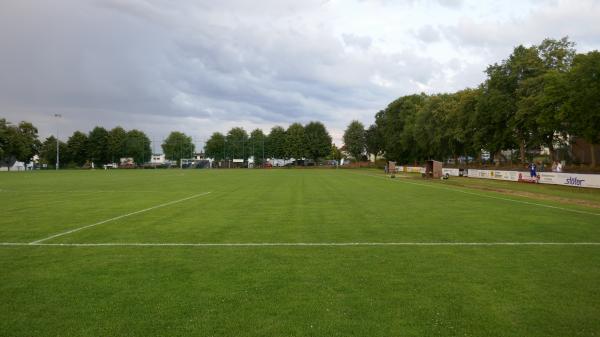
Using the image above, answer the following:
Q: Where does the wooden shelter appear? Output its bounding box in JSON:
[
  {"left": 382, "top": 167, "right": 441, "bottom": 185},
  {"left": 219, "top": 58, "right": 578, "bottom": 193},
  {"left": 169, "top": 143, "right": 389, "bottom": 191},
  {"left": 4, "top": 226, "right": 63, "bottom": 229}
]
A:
[{"left": 424, "top": 160, "right": 442, "bottom": 179}]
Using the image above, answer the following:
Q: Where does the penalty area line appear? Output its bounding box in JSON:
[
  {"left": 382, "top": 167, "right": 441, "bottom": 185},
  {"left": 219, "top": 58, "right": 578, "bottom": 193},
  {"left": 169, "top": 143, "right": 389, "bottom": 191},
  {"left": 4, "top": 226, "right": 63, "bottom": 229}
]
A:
[
  {"left": 29, "top": 192, "right": 212, "bottom": 244},
  {"left": 2, "top": 242, "right": 600, "bottom": 247}
]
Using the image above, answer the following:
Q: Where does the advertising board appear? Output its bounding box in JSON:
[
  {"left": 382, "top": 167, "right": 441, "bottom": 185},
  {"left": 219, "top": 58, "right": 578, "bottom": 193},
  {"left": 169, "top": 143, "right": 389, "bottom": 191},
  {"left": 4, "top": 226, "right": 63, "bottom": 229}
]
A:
[
  {"left": 442, "top": 168, "right": 460, "bottom": 176},
  {"left": 466, "top": 169, "right": 600, "bottom": 189}
]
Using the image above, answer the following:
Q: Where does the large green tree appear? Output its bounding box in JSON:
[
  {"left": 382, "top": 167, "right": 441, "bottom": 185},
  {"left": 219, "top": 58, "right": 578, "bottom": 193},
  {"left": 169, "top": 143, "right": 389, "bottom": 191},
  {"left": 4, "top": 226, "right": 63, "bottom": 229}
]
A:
[
  {"left": 162, "top": 131, "right": 195, "bottom": 164},
  {"left": 87, "top": 126, "right": 110, "bottom": 165},
  {"left": 329, "top": 144, "right": 343, "bottom": 162},
  {"left": 365, "top": 124, "right": 384, "bottom": 161},
  {"left": 67, "top": 131, "right": 89, "bottom": 166},
  {"left": 0, "top": 119, "right": 8, "bottom": 162},
  {"left": 303, "top": 121, "right": 332, "bottom": 163},
  {"left": 376, "top": 94, "right": 427, "bottom": 163},
  {"left": 266, "top": 126, "right": 286, "bottom": 159},
  {"left": 451, "top": 88, "right": 482, "bottom": 162},
  {"left": 343, "top": 120, "right": 366, "bottom": 161},
  {"left": 414, "top": 94, "right": 458, "bottom": 161},
  {"left": 226, "top": 127, "right": 249, "bottom": 160},
  {"left": 125, "top": 129, "right": 151, "bottom": 164},
  {"left": 249, "top": 129, "right": 266, "bottom": 165},
  {"left": 565, "top": 51, "right": 600, "bottom": 166},
  {"left": 515, "top": 37, "right": 575, "bottom": 161},
  {"left": 475, "top": 45, "right": 544, "bottom": 164},
  {"left": 107, "top": 127, "right": 127, "bottom": 162},
  {"left": 39, "top": 136, "right": 68, "bottom": 168},
  {"left": 0, "top": 119, "right": 40, "bottom": 168},
  {"left": 204, "top": 132, "right": 226, "bottom": 161},
  {"left": 284, "top": 123, "right": 306, "bottom": 162}
]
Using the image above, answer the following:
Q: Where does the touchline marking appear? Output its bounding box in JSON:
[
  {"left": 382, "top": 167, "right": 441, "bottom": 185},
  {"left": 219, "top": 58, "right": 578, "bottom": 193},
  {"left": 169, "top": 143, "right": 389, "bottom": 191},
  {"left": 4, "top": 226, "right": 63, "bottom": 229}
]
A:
[
  {"left": 29, "top": 192, "right": 212, "bottom": 244},
  {"left": 0, "top": 190, "right": 178, "bottom": 193},
  {"left": 346, "top": 171, "right": 600, "bottom": 216},
  {"left": 1, "top": 242, "right": 600, "bottom": 247}
]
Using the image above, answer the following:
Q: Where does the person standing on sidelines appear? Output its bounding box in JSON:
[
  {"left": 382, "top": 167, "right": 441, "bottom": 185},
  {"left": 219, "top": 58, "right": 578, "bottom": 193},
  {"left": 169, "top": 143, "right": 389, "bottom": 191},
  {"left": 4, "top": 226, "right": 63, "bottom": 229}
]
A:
[
  {"left": 557, "top": 161, "right": 563, "bottom": 173},
  {"left": 529, "top": 162, "right": 537, "bottom": 178}
]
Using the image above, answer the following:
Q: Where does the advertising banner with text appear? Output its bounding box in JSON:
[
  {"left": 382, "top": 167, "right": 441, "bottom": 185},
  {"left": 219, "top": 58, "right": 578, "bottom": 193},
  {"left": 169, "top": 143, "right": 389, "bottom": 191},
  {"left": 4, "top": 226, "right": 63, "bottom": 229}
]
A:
[{"left": 466, "top": 169, "right": 600, "bottom": 189}]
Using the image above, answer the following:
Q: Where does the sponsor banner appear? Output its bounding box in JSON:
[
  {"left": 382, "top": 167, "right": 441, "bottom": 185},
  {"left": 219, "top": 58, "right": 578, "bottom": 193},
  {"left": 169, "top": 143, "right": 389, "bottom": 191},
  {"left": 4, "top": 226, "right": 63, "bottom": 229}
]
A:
[
  {"left": 467, "top": 169, "right": 523, "bottom": 181},
  {"left": 466, "top": 169, "right": 600, "bottom": 189},
  {"left": 442, "top": 168, "right": 460, "bottom": 177},
  {"left": 402, "top": 166, "right": 424, "bottom": 173},
  {"left": 538, "top": 172, "right": 600, "bottom": 188}
]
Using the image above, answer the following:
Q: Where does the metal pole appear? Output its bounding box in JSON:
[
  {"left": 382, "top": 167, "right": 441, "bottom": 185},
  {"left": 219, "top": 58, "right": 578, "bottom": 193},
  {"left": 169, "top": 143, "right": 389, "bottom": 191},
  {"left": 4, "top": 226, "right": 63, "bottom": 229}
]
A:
[{"left": 54, "top": 114, "right": 62, "bottom": 170}]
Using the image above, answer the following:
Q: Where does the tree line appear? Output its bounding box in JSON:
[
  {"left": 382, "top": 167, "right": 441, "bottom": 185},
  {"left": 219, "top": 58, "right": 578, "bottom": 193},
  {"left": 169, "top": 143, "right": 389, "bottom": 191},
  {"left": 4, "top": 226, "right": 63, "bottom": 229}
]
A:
[
  {"left": 204, "top": 121, "right": 336, "bottom": 165},
  {"left": 346, "top": 37, "right": 600, "bottom": 167},
  {"left": 0, "top": 122, "right": 199, "bottom": 168},
  {"left": 0, "top": 119, "right": 38, "bottom": 168},
  {"left": 39, "top": 126, "right": 153, "bottom": 168},
  {"left": 0, "top": 119, "right": 339, "bottom": 168}
]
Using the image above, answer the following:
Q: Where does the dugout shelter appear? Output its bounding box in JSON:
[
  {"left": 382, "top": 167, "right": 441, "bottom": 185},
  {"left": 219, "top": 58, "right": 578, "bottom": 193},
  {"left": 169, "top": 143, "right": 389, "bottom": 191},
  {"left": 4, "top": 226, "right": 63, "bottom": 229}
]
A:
[{"left": 424, "top": 160, "right": 442, "bottom": 179}]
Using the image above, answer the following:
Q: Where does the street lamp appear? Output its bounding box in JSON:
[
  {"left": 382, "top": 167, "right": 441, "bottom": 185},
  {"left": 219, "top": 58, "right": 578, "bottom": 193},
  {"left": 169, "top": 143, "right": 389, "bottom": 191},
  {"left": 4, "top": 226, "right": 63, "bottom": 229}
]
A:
[{"left": 54, "top": 114, "right": 62, "bottom": 170}]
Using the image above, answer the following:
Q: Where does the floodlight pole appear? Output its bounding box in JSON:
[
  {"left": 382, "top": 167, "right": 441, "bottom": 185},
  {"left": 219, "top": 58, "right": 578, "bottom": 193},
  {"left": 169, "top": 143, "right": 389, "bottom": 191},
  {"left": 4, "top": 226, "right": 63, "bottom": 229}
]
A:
[{"left": 54, "top": 114, "right": 62, "bottom": 170}]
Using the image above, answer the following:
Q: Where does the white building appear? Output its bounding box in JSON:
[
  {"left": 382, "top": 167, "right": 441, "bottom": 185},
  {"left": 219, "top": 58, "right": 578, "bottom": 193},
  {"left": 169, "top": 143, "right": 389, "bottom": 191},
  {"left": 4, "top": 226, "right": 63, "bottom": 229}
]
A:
[
  {"left": 150, "top": 154, "right": 165, "bottom": 164},
  {"left": 0, "top": 161, "right": 25, "bottom": 171},
  {"left": 267, "top": 158, "right": 295, "bottom": 167}
]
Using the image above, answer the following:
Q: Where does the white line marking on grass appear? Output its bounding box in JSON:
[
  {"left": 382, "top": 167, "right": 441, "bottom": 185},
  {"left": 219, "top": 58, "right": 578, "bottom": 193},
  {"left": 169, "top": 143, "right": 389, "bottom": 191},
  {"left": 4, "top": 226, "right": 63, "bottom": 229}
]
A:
[
  {"left": 345, "top": 171, "right": 600, "bottom": 216},
  {"left": 1, "top": 242, "right": 599, "bottom": 247},
  {"left": 0, "top": 190, "right": 177, "bottom": 193},
  {"left": 29, "top": 192, "right": 212, "bottom": 244}
]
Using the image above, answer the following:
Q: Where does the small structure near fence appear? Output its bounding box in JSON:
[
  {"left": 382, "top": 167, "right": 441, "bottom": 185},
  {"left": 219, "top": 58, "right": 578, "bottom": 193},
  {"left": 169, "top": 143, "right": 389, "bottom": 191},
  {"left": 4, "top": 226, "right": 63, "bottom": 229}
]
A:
[
  {"left": 181, "top": 159, "right": 211, "bottom": 169},
  {"left": 424, "top": 160, "right": 443, "bottom": 179},
  {"left": 388, "top": 161, "right": 396, "bottom": 173}
]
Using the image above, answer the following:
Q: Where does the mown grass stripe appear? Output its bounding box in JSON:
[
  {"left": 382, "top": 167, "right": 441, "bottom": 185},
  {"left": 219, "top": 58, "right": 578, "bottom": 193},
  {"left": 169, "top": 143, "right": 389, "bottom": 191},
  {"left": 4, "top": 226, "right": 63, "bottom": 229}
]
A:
[
  {"left": 29, "top": 192, "right": 211, "bottom": 244},
  {"left": 2, "top": 242, "right": 600, "bottom": 247}
]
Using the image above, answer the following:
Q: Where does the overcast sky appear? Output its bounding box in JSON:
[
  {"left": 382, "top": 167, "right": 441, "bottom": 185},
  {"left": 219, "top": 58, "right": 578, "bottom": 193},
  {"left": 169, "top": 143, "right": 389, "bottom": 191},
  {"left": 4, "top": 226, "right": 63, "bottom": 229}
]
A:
[{"left": 1, "top": 0, "right": 599, "bottom": 150}]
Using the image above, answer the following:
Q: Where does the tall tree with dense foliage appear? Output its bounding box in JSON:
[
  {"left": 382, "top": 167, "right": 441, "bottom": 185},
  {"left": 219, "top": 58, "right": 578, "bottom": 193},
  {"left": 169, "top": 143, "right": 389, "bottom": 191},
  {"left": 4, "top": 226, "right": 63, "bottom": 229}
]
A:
[
  {"left": 515, "top": 38, "right": 575, "bottom": 161},
  {"left": 125, "top": 129, "right": 151, "bottom": 164},
  {"left": 452, "top": 88, "right": 482, "bottom": 162},
  {"left": 225, "top": 127, "right": 249, "bottom": 160},
  {"left": 0, "top": 119, "right": 40, "bottom": 168},
  {"left": 376, "top": 94, "right": 426, "bottom": 163},
  {"left": 414, "top": 94, "right": 457, "bottom": 160},
  {"left": 343, "top": 120, "right": 366, "bottom": 161},
  {"left": 0, "top": 119, "right": 7, "bottom": 162},
  {"left": 266, "top": 126, "right": 286, "bottom": 159},
  {"left": 303, "top": 121, "right": 332, "bottom": 163},
  {"left": 565, "top": 50, "right": 600, "bottom": 166},
  {"left": 204, "top": 132, "right": 226, "bottom": 161},
  {"left": 67, "top": 131, "right": 89, "bottom": 166},
  {"left": 365, "top": 124, "right": 384, "bottom": 161},
  {"left": 476, "top": 45, "right": 543, "bottom": 164},
  {"left": 162, "top": 131, "right": 195, "bottom": 164},
  {"left": 284, "top": 123, "right": 306, "bottom": 162},
  {"left": 107, "top": 127, "right": 127, "bottom": 163},
  {"left": 329, "top": 144, "right": 343, "bottom": 162},
  {"left": 248, "top": 129, "right": 266, "bottom": 165},
  {"left": 39, "top": 136, "right": 68, "bottom": 168},
  {"left": 87, "top": 126, "right": 110, "bottom": 165}
]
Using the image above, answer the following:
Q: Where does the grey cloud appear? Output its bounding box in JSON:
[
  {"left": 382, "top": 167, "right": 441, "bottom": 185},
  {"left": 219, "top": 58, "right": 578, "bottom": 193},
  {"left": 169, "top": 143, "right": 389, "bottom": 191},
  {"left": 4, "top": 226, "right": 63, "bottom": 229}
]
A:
[
  {"left": 436, "top": 0, "right": 463, "bottom": 9},
  {"left": 6, "top": 0, "right": 560, "bottom": 145},
  {"left": 414, "top": 25, "right": 441, "bottom": 43},
  {"left": 342, "top": 33, "right": 373, "bottom": 50},
  {"left": 443, "top": 0, "right": 600, "bottom": 52}
]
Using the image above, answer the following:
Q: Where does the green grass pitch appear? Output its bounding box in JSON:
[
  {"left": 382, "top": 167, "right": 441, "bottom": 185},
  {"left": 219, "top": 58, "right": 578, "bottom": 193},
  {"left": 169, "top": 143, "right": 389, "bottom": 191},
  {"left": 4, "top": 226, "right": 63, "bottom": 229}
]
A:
[{"left": 1, "top": 168, "right": 599, "bottom": 336}]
